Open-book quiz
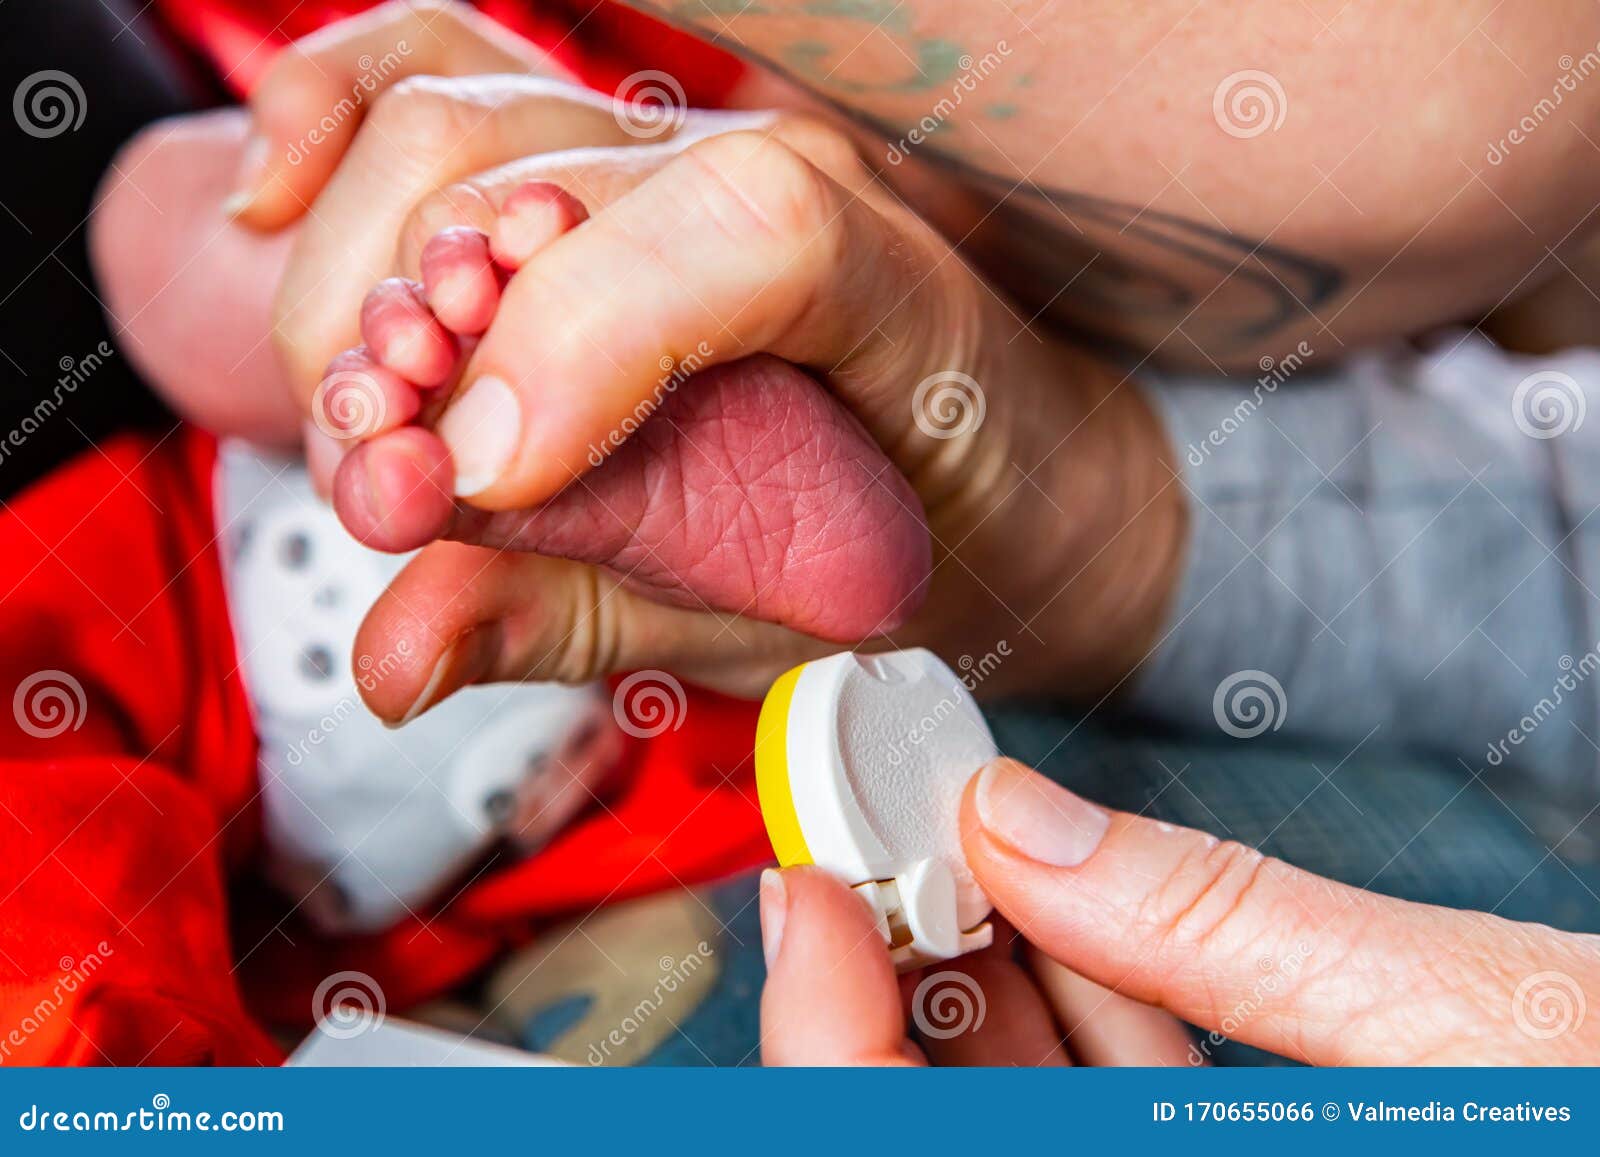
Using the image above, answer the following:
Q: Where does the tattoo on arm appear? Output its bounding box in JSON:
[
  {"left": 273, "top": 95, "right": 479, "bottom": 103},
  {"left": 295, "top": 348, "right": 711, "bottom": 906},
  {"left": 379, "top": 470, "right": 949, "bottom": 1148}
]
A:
[{"left": 625, "top": 0, "right": 1344, "bottom": 352}]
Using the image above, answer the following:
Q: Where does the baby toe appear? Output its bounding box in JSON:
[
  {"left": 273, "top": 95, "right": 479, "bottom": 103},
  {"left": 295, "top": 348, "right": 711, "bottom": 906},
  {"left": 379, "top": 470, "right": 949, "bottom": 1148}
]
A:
[
  {"left": 490, "top": 181, "right": 588, "bottom": 269},
  {"left": 312, "top": 348, "right": 420, "bottom": 441},
  {"left": 359, "top": 277, "right": 460, "bottom": 389},
  {"left": 333, "top": 427, "right": 458, "bottom": 553},
  {"left": 420, "top": 227, "right": 502, "bottom": 336}
]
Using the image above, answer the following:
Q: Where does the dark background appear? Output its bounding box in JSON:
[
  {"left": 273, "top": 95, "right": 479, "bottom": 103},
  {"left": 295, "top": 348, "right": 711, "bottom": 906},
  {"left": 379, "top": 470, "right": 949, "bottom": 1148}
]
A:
[{"left": 0, "top": 0, "right": 231, "bottom": 498}]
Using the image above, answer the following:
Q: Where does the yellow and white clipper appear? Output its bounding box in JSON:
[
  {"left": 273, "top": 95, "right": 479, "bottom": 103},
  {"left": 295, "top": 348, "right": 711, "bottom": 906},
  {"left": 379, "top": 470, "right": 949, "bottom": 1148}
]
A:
[{"left": 755, "top": 649, "right": 998, "bottom": 970}]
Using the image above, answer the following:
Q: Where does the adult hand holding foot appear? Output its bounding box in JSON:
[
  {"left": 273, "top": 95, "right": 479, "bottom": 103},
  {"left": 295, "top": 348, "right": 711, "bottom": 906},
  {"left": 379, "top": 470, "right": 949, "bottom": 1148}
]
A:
[
  {"left": 250, "top": 64, "right": 1185, "bottom": 710},
  {"left": 95, "top": 5, "right": 1185, "bottom": 717},
  {"left": 760, "top": 758, "right": 1600, "bottom": 1065}
]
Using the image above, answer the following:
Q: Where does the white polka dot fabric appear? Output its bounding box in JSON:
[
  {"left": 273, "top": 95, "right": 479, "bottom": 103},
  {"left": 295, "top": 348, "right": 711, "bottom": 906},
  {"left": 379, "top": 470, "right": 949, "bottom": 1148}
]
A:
[{"left": 215, "top": 441, "right": 616, "bottom": 932}]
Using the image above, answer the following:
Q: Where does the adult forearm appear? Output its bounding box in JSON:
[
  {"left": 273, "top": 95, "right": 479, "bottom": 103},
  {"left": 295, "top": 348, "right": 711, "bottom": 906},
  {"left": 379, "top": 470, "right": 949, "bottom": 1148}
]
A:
[{"left": 629, "top": 1, "right": 1600, "bottom": 372}]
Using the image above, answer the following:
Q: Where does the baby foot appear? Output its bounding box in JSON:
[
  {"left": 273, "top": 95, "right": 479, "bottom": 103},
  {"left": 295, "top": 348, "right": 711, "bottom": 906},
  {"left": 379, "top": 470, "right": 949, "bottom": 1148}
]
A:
[
  {"left": 90, "top": 110, "right": 303, "bottom": 444},
  {"left": 318, "top": 183, "right": 931, "bottom": 641}
]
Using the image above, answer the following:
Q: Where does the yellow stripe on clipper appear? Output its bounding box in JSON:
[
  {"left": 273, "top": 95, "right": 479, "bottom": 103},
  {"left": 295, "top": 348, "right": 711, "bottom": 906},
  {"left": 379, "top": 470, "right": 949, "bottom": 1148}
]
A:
[{"left": 754, "top": 663, "right": 812, "bottom": 866}]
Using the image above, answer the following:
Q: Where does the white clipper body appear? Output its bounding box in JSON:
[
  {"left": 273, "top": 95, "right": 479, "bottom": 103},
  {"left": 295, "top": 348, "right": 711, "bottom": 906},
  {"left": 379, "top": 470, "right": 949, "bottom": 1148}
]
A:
[{"left": 756, "top": 649, "right": 998, "bottom": 969}]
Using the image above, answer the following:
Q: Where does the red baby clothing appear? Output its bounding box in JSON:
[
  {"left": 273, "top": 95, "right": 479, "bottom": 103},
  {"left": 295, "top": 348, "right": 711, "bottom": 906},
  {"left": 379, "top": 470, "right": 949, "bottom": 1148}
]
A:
[{"left": 0, "top": 1, "right": 767, "bottom": 1065}]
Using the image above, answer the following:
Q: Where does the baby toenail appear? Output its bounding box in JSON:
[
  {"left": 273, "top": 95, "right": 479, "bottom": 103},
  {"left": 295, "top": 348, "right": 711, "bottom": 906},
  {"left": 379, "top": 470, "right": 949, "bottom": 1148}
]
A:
[
  {"left": 439, "top": 376, "right": 519, "bottom": 497},
  {"left": 492, "top": 183, "right": 587, "bottom": 267},
  {"left": 356, "top": 450, "right": 390, "bottom": 527}
]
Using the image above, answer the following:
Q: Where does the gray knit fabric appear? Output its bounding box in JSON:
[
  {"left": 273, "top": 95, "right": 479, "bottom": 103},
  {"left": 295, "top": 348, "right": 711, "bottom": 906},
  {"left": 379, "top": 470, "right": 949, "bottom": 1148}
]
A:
[{"left": 1130, "top": 331, "right": 1600, "bottom": 811}]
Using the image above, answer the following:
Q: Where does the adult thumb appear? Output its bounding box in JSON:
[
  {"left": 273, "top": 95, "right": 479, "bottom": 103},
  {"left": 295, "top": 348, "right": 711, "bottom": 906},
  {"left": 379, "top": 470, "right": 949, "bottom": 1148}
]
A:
[{"left": 960, "top": 758, "right": 1599, "bottom": 1065}]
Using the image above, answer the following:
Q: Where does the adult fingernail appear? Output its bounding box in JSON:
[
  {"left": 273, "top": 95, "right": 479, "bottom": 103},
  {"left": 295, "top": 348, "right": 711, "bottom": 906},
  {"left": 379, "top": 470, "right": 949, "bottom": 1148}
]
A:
[
  {"left": 759, "top": 868, "right": 787, "bottom": 970},
  {"left": 974, "top": 758, "right": 1109, "bottom": 867},
  {"left": 391, "top": 627, "right": 498, "bottom": 727},
  {"left": 439, "top": 376, "right": 519, "bottom": 497},
  {"left": 223, "top": 134, "right": 270, "bottom": 218}
]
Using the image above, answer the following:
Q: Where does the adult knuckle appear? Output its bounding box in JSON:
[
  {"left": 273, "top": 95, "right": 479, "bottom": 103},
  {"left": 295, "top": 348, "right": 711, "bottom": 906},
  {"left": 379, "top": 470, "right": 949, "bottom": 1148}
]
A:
[
  {"left": 400, "top": 0, "right": 464, "bottom": 20},
  {"left": 1149, "top": 838, "right": 1286, "bottom": 963},
  {"left": 402, "top": 182, "right": 494, "bottom": 256},
  {"left": 252, "top": 42, "right": 315, "bottom": 101},
  {"left": 251, "top": 53, "right": 337, "bottom": 136},
  {"left": 512, "top": 564, "right": 618, "bottom": 685},
  {"left": 380, "top": 0, "right": 464, "bottom": 35},
  {"left": 679, "top": 131, "right": 837, "bottom": 251},
  {"left": 770, "top": 114, "right": 866, "bottom": 183},
  {"left": 366, "top": 76, "right": 473, "bottom": 157}
]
